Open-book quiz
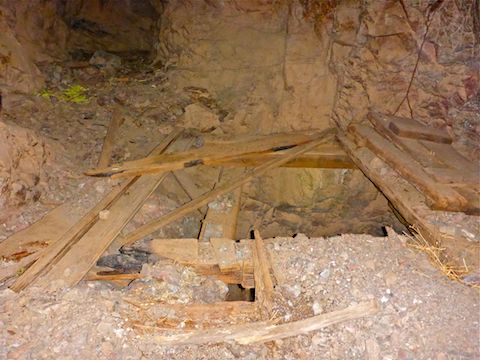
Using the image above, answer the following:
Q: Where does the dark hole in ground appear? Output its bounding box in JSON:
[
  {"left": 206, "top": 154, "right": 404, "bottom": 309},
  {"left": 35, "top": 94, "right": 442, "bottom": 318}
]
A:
[{"left": 226, "top": 284, "right": 255, "bottom": 302}]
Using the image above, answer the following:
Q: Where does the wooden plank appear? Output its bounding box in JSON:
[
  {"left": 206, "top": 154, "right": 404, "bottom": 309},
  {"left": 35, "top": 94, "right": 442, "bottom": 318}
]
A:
[
  {"left": 239, "top": 239, "right": 255, "bottom": 289},
  {"left": 10, "top": 182, "right": 135, "bottom": 292},
  {"left": 11, "top": 130, "right": 183, "bottom": 292},
  {"left": 421, "top": 140, "right": 479, "bottom": 175},
  {"left": 116, "top": 129, "right": 335, "bottom": 248},
  {"left": 338, "top": 134, "right": 480, "bottom": 271},
  {"left": 214, "top": 145, "right": 355, "bottom": 169},
  {"left": 388, "top": 115, "right": 452, "bottom": 144},
  {"left": 199, "top": 175, "right": 242, "bottom": 242},
  {"left": 210, "top": 238, "right": 241, "bottom": 273},
  {"left": 425, "top": 167, "right": 480, "bottom": 188},
  {"left": 349, "top": 124, "right": 468, "bottom": 211},
  {"left": 252, "top": 229, "right": 275, "bottom": 318},
  {"left": 85, "top": 271, "right": 142, "bottom": 281},
  {"left": 125, "top": 300, "right": 258, "bottom": 330},
  {"left": 0, "top": 252, "right": 38, "bottom": 284},
  {"left": 150, "top": 238, "right": 199, "bottom": 262},
  {"left": 97, "top": 107, "right": 124, "bottom": 168},
  {"left": 0, "top": 203, "right": 79, "bottom": 260},
  {"left": 148, "top": 238, "right": 253, "bottom": 286},
  {"left": 171, "top": 170, "right": 206, "bottom": 215},
  {"left": 153, "top": 300, "right": 379, "bottom": 345},
  {"left": 368, "top": 112, "right": 446, "bottom": 169},
  {"left": 86, "top": 131, "right": 324, "bottom": 178}
]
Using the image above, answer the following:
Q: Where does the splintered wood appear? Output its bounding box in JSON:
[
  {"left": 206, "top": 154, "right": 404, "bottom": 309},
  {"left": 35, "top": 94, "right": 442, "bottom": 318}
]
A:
[
  {"left": 149, "top": 238, "right": 254, "bottom": 288},
  {"left": 10, "top": 129, "right": 183, "bottom": 292},
  {"left": 252, "top": 229, "right": 275, "bottom": 318},
  {"left": 199, "top": 171, "right": 242, "bottom": 242},
  {"left": 153, "top": 300, "right": 379, "bottom": 345},
  {"left": 338, "top": 134, "right": 480, "bottom": 271},
  {"left": 86, "top": 130, "right": 345, "bottom": 178},
  {"left": 6, "top": 129, "right": 334, "bottom": 293}
]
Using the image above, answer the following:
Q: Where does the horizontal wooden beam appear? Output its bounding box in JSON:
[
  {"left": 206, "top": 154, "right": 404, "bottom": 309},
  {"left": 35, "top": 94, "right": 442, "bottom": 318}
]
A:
[{"left": 219, "top": 144, "right": 355, "bottom": 169}]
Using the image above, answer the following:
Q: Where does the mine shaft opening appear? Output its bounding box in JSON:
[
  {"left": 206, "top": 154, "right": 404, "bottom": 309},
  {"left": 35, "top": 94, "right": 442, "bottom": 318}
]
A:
[{"left": 0, "top": 1, "right": 479, "bottom": 356}]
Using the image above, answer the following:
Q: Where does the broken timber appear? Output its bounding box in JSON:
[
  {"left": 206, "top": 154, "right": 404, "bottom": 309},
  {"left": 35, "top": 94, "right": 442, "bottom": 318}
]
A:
[
  {"left": 97, "top": 107, "right": 124, "bottom": 168},
  {"left": 0, "top": 202, "right": 80, "bottom": 260},
  {"left": 338, "top": 134, "right": 480, "bottom": 271},
  {"left": 148, "top": 238, "right": 254, "bottom": 288},
  {"left": 252, "top": 229, "right": 275, "bottom": 318},
  {"left": 11, "top": 129, "right": 184, "bottom": 292},
  {"left": 388, "top": 115, "right": 452, "bottom": 144},
  {"left": 86, "top": 130, "right": 348, "bottom": 178},
  {"left": 348, "top": 124, "right": 469, "bottom": 212},
  {"left": 152, "top": 300, "right": 379, "bottom": 345},
  {"left": 117, "top": 129, "right": 335, "bottom": 248},
  {"left": 199, "top": 169, "right": 243, "bottom": 242}
]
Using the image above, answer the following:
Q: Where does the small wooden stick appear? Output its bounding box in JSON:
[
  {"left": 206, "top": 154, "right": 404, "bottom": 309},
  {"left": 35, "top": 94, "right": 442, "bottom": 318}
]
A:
[
  {"left": 153, "top": 300, "right": 379, "bottom": 345},
  {"left": 97, "top": 107, "right": 124, "bottom": 168}
]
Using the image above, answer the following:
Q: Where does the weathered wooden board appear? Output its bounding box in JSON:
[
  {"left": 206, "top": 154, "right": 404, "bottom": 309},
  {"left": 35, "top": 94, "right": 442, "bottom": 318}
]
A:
[
  {"left": 338, "top": 134, "right": 480, "bottom": 271},
  {"left": 15, "top": 131, "right": 184, "bottom": 291},
  {"left": 368, "top": 112, "right": 446, "bottom": 169},
  {"left": 210, "top": 238, "right": 241, "bottom": 273},
  {"left": 0, "top": 202, "right": 79, "bottom": 260},
  {"left": 150, "top": 238, "right": 199, "bottom": 262},
  {"left": 349, "top": 124, "right": 468, "bottom": 212},
  {"left": 97, "top": 107, "right": 124, "bottom": 168},
  {"left": 153, "top": 300, "right": 379, "bottom": 345},
  {"left": 86, "top": 131, "right": 328, "bottom": 178},
  {"left": 148, "top": 238, "right": 253, "bottom": 286},
  {"left": 388, "top": 115, "right": 452, "bottom": 144},
  {"left": 252, "top": 229, "right": 275, "bottom": 318}
]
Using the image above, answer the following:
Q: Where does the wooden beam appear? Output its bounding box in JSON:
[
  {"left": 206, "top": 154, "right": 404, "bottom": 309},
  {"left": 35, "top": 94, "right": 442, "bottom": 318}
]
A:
[
  {"left": 252, "top": 229, "right": 275, "bottom": 318},
  {"left": 126, "top": 300, "right": 258, "bottom": 330},
  {"left": 148, "top": 238, "right": 254, "bottom": 287},
  {"left": 0, "top": 203, "right": 79, "bottom": 260},
  {"left": 210, "top": 238, "right": 241, "bottom": 273},
  {"left": 11, "top": 130, "right": 183, "bottom": 292},
  {"left": 214, "top": 145, "right": 354, "bottom": 169},
  {"left": 85, "top": 131, "right": 327, "bottom": 178},
  {"left": 388, "top": 115, "right": 452, "bottom": 144},
  {"left": 97, "top": 107, "right": 124, "bottom": 168},
  {"left": 152, "top": 300, "right": 379, "bottom": 345},
  {"left": 116, "top": 129, "right": 335, "bottom": 248},
  {"left": 338, "top": 135, "right": 480, "bottom": 271},
  {"left": 368, "top": 112, "right": 446, "bottom": 169},
  {"left": 349, "top": 124, "right": 468, "bottom": 212},
  {"left": 199, "top": 171, "right": 242, "bottom": 242}
]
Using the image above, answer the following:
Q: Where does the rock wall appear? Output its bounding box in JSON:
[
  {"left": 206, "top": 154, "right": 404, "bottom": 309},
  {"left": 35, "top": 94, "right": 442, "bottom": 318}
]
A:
[
  {"left": 154, "top": 0, "right": 336, "bottom": 133},
  {"left": 302, "top": 0, "right": 479, "bottom": 159},
  {"left": 0, "top": 121, "right": 50, "bottom": 216},
  {"left": 63, "top": 0, "right": 161, "bottom": 56}
]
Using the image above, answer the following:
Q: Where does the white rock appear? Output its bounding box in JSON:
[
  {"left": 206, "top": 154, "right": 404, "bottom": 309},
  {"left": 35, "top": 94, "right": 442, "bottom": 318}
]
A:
[
  {"left": 312, "top": 302, "right": 323, "bottom": 315},
  {"left": 181, "top": 103, "right": 220, "bottom": 131}
]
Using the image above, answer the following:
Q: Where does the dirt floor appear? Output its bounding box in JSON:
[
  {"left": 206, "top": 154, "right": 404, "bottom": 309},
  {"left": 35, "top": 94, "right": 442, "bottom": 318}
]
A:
[
  {"left": 0, "top": 232, "right": 478, "bottom": 359},
  {"left": 0, "top": 60, "right": 479, "bottom": 359}
]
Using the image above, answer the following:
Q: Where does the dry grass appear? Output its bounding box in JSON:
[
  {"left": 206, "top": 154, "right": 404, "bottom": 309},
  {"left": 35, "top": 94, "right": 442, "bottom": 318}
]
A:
[{"left": 405, "top": 226, "right": 473, "bottom": 285}]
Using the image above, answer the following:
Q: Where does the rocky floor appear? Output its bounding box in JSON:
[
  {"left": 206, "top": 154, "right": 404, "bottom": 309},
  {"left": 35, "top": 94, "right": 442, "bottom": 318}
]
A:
[
  {"left": 0, "top": 58, "right": 478, "bottom": 360},
  {"left": 0, "top": 232, "right": 478, "bottom": 359}
]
